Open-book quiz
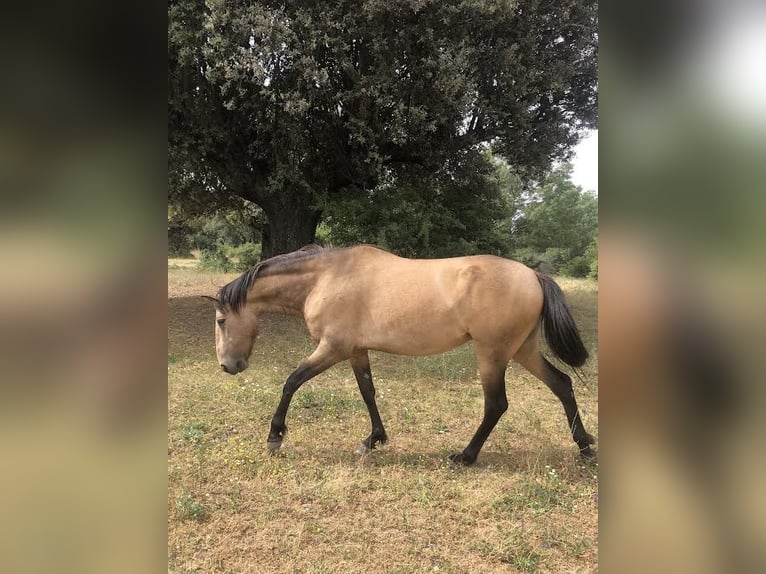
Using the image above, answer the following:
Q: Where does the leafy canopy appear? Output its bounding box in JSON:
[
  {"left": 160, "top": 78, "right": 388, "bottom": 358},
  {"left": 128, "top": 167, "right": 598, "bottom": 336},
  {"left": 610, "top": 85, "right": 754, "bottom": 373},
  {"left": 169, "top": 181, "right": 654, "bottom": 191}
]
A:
[{"left": 169, "top": 0, "right": 598, "bottom": 253}]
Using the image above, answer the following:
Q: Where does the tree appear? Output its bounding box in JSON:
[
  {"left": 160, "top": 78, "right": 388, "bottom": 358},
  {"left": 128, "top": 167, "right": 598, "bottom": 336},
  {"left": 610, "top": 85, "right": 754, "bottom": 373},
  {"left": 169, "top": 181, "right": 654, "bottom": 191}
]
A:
[
  {"left": 169, "top": 0, "right": 597, "bottom": 256},
  {"left": 511, "top": 163, "right": 597, "bottom": 275},
  {"left": 321, "top": 151, "right": 523, "bottom": 257}
]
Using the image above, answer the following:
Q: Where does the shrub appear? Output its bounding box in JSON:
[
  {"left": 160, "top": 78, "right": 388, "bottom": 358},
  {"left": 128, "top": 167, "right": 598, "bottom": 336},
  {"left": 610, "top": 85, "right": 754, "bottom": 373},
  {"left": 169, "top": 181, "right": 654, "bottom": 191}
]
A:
[
  {"left": 175, "top": 494, "right": 205, "bottom": 522},
  {"left": 198, "top": 246, "right": 233, "bottom": 272},
  {"left": 560, "top": 255, "right": 591, "bottom": 277},
  {"left": 188, "top": 213, "right": 257, "bottom": 252},
  {"left": 585, "top": 238, "right": 598, "bottom": 279},
  {"left": 225, "top": 242, "right": 261, "bottom": 271},
  {"left": 197, "top": 242, "right": 262, "bottom": 272}
]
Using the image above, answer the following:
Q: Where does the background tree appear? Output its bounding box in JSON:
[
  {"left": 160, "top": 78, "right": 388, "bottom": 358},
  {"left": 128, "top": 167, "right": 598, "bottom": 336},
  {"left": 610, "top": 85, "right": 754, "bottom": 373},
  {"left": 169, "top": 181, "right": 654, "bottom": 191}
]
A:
[
  {"left": 169, "top": 0, "right": 598, "bottom": 257},
  {"left": 511, "top": 163, "right": 597, "bottom": 276},
  {"left": 320, "top": 151, "right": 523, "bottom": 257}
]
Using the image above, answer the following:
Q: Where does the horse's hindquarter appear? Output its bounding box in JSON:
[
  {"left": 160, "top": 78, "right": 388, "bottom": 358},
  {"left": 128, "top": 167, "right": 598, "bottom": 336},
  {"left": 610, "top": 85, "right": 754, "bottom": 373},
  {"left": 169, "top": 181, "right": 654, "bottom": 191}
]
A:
[
  {"left": 304, "top": 249, "right": 542, "bottom": 357},
  {"left": 454, "top": 256, "right": 543, "bottom": 345}
]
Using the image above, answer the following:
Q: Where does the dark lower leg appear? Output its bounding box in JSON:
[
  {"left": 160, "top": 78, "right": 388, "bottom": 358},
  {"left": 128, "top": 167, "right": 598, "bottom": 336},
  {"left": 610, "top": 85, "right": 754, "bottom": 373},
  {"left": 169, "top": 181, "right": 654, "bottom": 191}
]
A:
[
  {"left": 450, "top": 375, "right": 508, "bottom": 466},
  {"left": 351, "top": 351, "right": 387, "bottom": 450},
  {"left": 267, "top": 349, "right": 340, "bottom": 450},
  {"left": 542, "top": 358, "right": 595, "bottom": 454},
  {"left": 267, "top": 365, "right": 313, "bottom": 446}
]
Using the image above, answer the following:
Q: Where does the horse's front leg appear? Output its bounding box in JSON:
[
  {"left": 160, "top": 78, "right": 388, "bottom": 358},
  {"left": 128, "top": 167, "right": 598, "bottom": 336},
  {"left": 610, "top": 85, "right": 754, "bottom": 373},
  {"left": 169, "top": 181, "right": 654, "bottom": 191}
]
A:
[
  {"left": 267, "top": 342, "right": 344, "bottom": 453},
  {"left": 350, "top": 350, "right": 388, "bottom": 455}
]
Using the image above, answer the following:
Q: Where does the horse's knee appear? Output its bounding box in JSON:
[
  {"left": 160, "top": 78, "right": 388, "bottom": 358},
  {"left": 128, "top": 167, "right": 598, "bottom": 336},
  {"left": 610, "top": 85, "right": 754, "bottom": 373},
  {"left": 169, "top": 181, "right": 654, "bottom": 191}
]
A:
[
  {"left": 486, "top": 395, "right": 508, "bottom": 417},
  {"left": 283, "top": 373, "right": 305, "bottom": 396}
]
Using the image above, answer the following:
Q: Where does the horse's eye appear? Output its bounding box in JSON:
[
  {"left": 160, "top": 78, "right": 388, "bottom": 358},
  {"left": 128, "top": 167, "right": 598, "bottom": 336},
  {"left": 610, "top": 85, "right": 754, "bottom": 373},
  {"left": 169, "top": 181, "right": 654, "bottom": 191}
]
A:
[{"left": 217, "top": 318, "right": 225, "bottom": 326}]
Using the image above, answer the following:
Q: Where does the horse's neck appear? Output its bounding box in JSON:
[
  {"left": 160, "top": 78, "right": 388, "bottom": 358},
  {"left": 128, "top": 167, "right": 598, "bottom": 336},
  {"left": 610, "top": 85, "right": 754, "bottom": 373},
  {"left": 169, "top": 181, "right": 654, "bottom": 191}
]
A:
[{"left": 247, "top": 263, "right": 319, "bottom": 316}]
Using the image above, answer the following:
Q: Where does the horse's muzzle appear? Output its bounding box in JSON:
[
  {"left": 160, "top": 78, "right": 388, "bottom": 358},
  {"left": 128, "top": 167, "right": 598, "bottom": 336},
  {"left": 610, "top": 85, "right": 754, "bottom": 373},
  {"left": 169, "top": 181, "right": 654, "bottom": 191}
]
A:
[{"left": 220, "top": 359, "right": 248, "bottom": 375}]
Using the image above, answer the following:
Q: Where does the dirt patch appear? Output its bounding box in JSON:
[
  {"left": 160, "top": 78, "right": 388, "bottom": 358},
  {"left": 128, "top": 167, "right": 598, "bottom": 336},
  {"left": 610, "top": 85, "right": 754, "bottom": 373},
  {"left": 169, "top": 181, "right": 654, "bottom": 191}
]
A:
[{"left": 167, "top": 262, "right": 238, "bottom": 299}]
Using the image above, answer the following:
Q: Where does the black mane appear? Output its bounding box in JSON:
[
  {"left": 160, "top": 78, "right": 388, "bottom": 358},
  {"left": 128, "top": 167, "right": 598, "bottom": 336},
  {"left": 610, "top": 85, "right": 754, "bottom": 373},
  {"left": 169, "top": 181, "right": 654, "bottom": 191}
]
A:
[{"left": 216, "top": 245, "right": 329, "bottom": 312}]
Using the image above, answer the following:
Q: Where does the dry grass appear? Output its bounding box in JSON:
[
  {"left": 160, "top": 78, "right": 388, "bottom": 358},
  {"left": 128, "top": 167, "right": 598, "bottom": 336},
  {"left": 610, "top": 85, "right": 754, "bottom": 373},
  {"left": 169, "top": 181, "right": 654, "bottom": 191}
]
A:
[{"left": 168, "top": 262, "right": 598, "bottom": 574}]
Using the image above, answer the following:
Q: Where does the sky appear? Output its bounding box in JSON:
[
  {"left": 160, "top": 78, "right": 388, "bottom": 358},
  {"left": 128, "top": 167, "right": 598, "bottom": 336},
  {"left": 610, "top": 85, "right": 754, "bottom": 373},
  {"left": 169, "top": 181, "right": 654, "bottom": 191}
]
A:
[{"left": 570, "top": 129, "right": 598, "bottom": 194}]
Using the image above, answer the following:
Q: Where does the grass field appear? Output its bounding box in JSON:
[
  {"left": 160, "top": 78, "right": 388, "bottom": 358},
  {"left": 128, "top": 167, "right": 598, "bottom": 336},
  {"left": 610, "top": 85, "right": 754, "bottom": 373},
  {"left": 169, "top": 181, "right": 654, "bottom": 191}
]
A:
[{"left": 168, "top": 261, "right": 598, "bottom": 574}]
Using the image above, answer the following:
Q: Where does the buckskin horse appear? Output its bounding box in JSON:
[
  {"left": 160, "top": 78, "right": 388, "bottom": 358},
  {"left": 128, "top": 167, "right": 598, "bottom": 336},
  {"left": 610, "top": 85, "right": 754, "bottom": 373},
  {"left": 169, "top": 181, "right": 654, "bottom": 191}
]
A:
[{"left": 205, "top": 244, "right": 595, "bottom": 465}]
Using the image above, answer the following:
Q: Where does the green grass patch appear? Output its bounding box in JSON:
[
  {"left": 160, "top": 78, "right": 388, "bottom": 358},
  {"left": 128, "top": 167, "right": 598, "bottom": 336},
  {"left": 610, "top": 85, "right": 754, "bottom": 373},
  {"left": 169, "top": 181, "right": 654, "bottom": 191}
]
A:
[
  {"left": 174, "top": 493, "right": 205, "bottom": 522},
  {"left": 180, "top": 422, "right": 207, "bottom": 443}
]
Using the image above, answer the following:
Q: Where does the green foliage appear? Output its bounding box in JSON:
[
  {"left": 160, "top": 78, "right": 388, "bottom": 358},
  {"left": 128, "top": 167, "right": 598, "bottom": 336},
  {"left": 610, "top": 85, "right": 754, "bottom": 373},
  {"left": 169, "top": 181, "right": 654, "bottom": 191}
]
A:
[
  {"left": 560, "top": 254, "right": 591, "bottom": 278},
  {"left": 175, "top": 494, "right": 205, "bottom": 522},
  {"left": 187, "top": 210, "right": 259, "bottom": 251},
  {"left": 226, "top": 243, "right": 262, "bottom": 271},
  {"left": 168, "top": 196, "right": 264, "bottom": 263},
  {"left": 322, "top": 152, "right": 521, "bottom": 257},
  {"left": 585, "top": 237, "right": 598, "bottom": 278},
  {"left": 197, "top": 242, "right": 262, "bottom": 272},
  {"left": 181, "top": 422, "right": 207, "bottom": 443},
  {"left": 169, "top": 0, "right": 598, "bottom": 254},
  {"left": 173, "top": 157, "right": 596, "bottom": 280},
  {"left": 198, "top": 246, "right": 234, "bottom": 272},
  {"left": 168, "top": 219, "right": 192, "bottom": 257},
  {"left": 511, "top": 164, "right": 597, "bottom": 276}
]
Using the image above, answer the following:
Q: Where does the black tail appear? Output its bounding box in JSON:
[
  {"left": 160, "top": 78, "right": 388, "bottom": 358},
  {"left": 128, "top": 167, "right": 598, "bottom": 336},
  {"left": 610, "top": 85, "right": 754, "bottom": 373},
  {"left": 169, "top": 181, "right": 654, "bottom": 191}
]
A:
[{"left": 536, "top": 274, "right": 589, "bottom": 368}]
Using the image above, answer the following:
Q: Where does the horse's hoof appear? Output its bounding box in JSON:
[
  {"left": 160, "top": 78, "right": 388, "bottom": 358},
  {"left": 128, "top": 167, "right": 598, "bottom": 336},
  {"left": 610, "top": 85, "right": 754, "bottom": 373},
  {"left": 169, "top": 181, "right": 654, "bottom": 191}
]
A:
[
  {"left": 448, "top": 452, "right": 475, "bottom": 466},
  {"left": 354, "top": 442, "right": 372, "bottom": 456},
  {"left": 267, "top": 440, "right": 283, "bottom": 455},
  {"left": 579, "top": 445, "right": 596, "bottom": 459}
]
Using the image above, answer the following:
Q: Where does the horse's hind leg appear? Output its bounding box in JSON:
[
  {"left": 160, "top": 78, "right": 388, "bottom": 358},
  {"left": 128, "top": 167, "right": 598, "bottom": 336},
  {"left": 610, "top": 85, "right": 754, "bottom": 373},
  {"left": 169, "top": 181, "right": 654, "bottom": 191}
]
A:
[
  {"left": 514, "top": 334, "right": 596, "bottom": 456},
  {"left": 350, "top": 350, "right": 388, "bottom": 455},
  {"left": 449, "top": 346, "right": 509, "bottom": 466}
]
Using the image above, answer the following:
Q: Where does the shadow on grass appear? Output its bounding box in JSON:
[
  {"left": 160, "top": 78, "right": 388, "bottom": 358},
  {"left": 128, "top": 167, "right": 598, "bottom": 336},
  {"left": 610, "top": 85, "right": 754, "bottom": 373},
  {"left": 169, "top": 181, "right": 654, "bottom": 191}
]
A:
[
  {"left": 169, "top": 295, "right": 311, "bottom": 360},
  {"left": 263, "top": 440, "right": 589, "bottom": 474}
]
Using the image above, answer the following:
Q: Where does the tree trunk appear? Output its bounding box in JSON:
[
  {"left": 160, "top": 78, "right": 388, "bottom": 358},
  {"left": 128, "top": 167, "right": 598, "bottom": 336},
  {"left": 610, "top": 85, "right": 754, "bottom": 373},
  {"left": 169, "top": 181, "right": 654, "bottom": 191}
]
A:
[{"left": 260, "top": 202, "right": 322, "bottom": 259}]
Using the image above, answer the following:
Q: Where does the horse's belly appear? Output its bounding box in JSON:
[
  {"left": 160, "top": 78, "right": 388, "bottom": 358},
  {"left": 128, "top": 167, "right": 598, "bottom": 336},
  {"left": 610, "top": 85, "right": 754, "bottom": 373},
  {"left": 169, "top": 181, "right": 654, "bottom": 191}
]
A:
[{"left": 364, "top": 323, "right": 469, "bottom": 356}]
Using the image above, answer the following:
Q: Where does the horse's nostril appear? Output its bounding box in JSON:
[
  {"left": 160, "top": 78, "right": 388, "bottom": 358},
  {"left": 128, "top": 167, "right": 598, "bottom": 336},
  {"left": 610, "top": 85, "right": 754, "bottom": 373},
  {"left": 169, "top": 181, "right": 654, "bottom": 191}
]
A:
[{"left": 220, "top": 363, "right": 229, "bottom": 373}]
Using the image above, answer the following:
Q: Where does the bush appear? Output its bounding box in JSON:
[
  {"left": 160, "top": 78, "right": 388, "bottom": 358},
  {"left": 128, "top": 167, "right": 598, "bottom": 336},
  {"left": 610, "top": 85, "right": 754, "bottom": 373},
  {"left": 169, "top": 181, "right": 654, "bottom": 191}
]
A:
[
  {"left": 560, "top": 255, "right": 591, "bottom": 277},
  {"left": 585, "top": 238, "right": 598, "bottom": 279},
  {"left": 198, "top": 246, "right": 233, "bottom": 272},
  {"left": 198, "top": 242, "right": 262, "bottom": 272},
  {"left": 188, "top": 213, "right": 257, "bottom": 252},
  {"left": 225, "top": 242, "right": 261, "bottom": 271}
]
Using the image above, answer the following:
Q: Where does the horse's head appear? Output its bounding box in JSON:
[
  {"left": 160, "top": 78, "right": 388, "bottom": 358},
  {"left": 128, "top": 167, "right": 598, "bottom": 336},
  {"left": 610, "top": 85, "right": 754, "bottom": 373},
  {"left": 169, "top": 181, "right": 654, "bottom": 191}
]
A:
[{"left": 203, "top": 296, "right": 258, "bottom": 375}]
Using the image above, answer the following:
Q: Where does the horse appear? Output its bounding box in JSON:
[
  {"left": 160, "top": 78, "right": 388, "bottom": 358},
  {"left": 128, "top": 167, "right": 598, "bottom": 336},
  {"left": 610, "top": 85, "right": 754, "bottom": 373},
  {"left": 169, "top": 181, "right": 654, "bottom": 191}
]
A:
[{"left": 204, "top": 244, "right": 595, "bottom": 465}]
